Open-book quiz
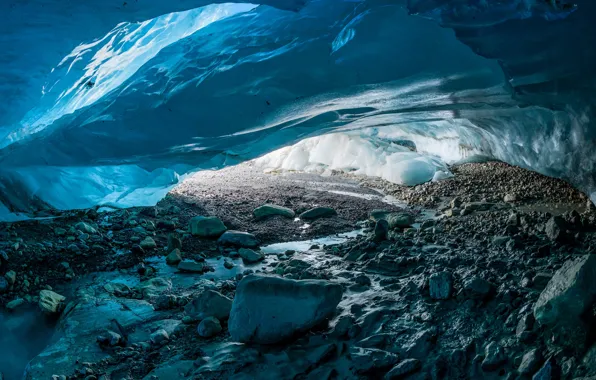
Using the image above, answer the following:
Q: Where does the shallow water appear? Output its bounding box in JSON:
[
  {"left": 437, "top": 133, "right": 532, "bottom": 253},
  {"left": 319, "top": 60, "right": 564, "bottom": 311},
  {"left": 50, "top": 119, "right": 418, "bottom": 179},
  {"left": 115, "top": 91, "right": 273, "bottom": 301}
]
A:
[{"left": 0, "top": 308, "right": 55, "bottom": 380}]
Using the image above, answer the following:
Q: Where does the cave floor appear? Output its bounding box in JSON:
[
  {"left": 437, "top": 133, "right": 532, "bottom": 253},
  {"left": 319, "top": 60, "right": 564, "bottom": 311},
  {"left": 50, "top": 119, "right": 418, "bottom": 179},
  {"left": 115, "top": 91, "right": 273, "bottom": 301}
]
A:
[{"left": 1, "top": 161, "right": 596, "bottom": 379}]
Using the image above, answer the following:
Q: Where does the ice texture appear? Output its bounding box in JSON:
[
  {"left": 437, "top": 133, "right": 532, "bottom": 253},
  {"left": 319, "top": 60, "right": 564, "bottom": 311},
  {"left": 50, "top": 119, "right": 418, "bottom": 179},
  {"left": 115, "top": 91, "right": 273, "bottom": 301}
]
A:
[{"left": 0, "top": 0, "right": 593, "bottom": 219}]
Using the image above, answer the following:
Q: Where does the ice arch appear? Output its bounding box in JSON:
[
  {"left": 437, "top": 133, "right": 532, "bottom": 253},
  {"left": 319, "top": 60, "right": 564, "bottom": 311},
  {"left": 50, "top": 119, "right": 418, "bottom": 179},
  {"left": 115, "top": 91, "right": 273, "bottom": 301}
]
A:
[{"left": 0, "top": 0, "right": 595, "bottom": 220}]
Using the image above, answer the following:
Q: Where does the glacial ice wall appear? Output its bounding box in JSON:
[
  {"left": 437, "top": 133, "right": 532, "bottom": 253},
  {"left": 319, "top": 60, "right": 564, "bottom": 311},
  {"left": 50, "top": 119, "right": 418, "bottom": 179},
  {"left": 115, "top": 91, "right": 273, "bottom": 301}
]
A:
[{"left": 0, "top": 0, "right": 595, "bottom": 219}]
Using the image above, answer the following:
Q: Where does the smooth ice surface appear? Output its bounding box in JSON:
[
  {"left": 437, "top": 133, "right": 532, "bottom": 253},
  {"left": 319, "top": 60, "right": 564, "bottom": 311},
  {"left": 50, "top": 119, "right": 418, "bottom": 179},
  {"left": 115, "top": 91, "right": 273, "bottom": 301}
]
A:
[
  {"left": 0, "top": 0, "right": 594, "bottom": 219},
  {"left": 255, "top": 133, "right": 451, "bottom": 186}
]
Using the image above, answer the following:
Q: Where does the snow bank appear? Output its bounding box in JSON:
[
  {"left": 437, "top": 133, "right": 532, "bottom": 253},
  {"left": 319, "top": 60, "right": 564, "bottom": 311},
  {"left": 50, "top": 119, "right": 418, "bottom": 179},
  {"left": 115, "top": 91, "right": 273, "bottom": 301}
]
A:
[{"left": 254, "top": 133, "right": 451, "bottom": 186}]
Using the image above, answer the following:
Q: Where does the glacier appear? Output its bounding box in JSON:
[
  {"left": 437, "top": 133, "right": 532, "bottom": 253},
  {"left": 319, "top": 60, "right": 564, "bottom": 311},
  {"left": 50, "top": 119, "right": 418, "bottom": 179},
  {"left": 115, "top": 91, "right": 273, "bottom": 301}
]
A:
[{"left": 0, "top": 0, "right": 595, "bottom": 220}]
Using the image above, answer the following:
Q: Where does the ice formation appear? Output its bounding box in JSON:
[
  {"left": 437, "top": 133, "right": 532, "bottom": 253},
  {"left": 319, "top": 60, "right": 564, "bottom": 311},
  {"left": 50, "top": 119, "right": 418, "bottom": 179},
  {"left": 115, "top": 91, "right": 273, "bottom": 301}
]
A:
[
  {"left": 254, "top": 133, "right": 452, "bottom": 186},
  {"left": 0, "top": 0, "right": 594, "bottom": 220}
]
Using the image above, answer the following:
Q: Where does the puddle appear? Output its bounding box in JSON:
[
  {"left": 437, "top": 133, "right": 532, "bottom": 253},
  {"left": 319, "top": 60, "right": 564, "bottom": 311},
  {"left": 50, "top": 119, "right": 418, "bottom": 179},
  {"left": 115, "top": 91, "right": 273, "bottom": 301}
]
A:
[
  {"left": 261, "top": 229, "right": 364, "bottom": 254},
  {"left": 0, "top": 308, "right": 56, "bottom": 380},
  {"left": 327, "top": 190, "right": 379, "bottom": 201}
]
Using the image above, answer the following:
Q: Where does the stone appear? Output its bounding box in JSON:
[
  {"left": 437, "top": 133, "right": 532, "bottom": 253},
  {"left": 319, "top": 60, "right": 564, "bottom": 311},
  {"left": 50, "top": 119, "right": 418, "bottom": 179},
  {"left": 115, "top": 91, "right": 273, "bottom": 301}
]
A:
[
  {"left": 534, "top": 255, "right": 596, "bottom": 326},
  {"left": 373, "top": 219, "right": 389, "bottom": 241},
  {"left": 140, "top": 237, "right": 157, "bottom": 250},
  {"left": 189, "top": 216, "right": 227, "bottom": 237},
  {"left": 229, "top": 275, "right": 343, "bottom": 344},
  {"left": 519, "top": 349, "right": 542, "bottom": 375},
  {"left": 545, "top": 216, "right": 567, "bottom": 242},
  {"left": 75, "top": 222, "right": 97, "bottom": 234},
  {"left": 481, "top": 342, "right": 507, "bottom": 371},
  {"left": 504, "top": 194, "right": 517, "bottom": 203},
  {"left": 197, "top": 316, "right": 222, "bottom": 338},
  {"left": 463, "top": 277, "right": 493, "bottom": 299},
  {"left": 218, "top": 231, "right": 259, "bottom": 248},
  {"left": 6, "top": 298, "right": 26, "bottom": 310},
  {"left": 299, "top": 207, "right": 337, "bottom": 220},
  {"left": 238, "top": 248, "right": 265, "bottom": 263},
  {"left": 39, "top": 290, "right": 66, "bottom": 314},
  {"left": 150, "top": 329, "right": 169, "bottom": 345},
  {"left": 429, "top": 271, "right": 453, "bottom": 300},
  {"left": 253, "top": 204, "right": 295, "bottom": 219},
  {"left": 177, "top": 260, "right": 204, "bottom": 273},
  {"left": 385, "top": 358, "right": 422, "bottom": 379},
  {"left": 4, "top": 270, "right": 17, "bottom": 285},
  {"left": 532, "top": 357, "right": 556, "bottom": 380},
  {"left": 0, "top": 277, "right": 8, "bottom": 293},
  {"left": 385, "top": 213, "right": 415, "bottom": 229},
  {"left": 224, "top": 258, "right": 234, "bottom": 269},
  {"left": 166, "top": 234, "right": 182, "bottom": 252},
  {"left": 165, "top": 249, "right": 182, "bottom": 266},
  {"left": 516, "top": 313, "right": 535, "bottom": 338},
  {"left": 185, "top": 290, "right": 233, "bottom": 321}
]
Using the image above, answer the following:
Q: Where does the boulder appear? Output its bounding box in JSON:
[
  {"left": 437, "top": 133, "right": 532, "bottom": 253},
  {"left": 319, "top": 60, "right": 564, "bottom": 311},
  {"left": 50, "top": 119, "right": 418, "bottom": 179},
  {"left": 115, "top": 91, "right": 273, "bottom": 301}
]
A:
[
  {"left": 190, "top": 216, "right": 227, "bottom": 238},
  {"left": 481, "top": 342, "right": 506, "bottom": 371},
  {"left": 140, "top": 237, "right": 157, "bottom": 250},
  {"left": 299, "top": 207, "right": 337, "bottom": 220},
  {"left": 238, "top": 248, "right": 265, "bottom": 263},
  {"left": 165, "top": 249, "right": 182, "bottom": 266},
  {"left": 385, "top": 213, "right": 415, "bottom": 229},
  {"left": 39, "top": 290, "right": 66, "bottom": 314},
  {"left": 218, "top": 231, "right": 259, "bottom": 248},
  {"left": 253, "top": 204, "right": 295, "bottom": 219},
  {"left": 545, "top": 216, "right": 568, "bottom": 242},
  {"left": 429, "top": 272, "right": 453, "bottom": 300},
  {"left": 534, "top": 255, "right": 596, "bottom": 325},
  {"left": 197, "top": 316, "right": 222, "bottom": 338},
  {"left": 463, "top": 277, "right": 493, "bottom": 299},
  {"left": 228, "top": 275, "right": 343, "bottom": 344},
  {"left": 185, "top": 290, "right": 233, "bottom": 321}
]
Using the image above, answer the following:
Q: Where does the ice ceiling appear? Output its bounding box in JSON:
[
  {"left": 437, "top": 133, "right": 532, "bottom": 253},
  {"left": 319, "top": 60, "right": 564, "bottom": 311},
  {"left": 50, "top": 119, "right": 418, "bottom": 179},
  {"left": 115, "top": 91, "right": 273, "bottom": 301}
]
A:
[{"left": 0, "top": 0, "right": 594, "bottom": 220}]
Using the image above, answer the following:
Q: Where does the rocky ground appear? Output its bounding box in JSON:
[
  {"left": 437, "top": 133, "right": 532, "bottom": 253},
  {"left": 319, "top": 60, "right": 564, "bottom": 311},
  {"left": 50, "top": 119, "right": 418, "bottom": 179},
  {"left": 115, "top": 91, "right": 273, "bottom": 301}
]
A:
[{"left": 1, "top": 161, "right": 596, "bottom": 380}]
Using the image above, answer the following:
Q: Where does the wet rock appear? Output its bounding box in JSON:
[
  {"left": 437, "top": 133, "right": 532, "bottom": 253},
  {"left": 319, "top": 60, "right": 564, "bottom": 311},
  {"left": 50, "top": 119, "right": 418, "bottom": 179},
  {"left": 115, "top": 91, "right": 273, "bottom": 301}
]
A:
[
  {"left": 190, "top": 216, "right": 227, "bottom": 238},
  {"left": 197, "top": 316, "right": 222, "bottom": 338},
  {"left": 519, "top": 349, "right": 542, "bottom": 375},
  {"left": 166, "top": 249, "right": 182, "bottom": 266},
  {"left": 39, "top": 290, "right": 66, "bottom": 314},
  {"left": 185, "top": 290, "right": 233, "bottom": 321},
  {"left": 463, "top": 277, "right": 493, "bottom": 299},
  {"left": 385, "top": 358, "right": 422, "bottom": 379},
  {"left": 534, "top": 255, "right": 596, "bottom": 327},
  {"left": 533, "top": 357, "right": 557, "bottom": 380},
  {"left": 218, "top": 230, "right": 259, "bottom": 248},
  {"left": 299, "top": 207, "right": 337, "bottom": 220},
  {"left": 224, "top": 258, "right": 235, "bottom": 269},
  {"left": 229, "top": 275, "right": 343, "bottom": 344},
  {"left": 238, "top": 248, "right": 265, "bottom": 263},
  {"left": 429, "top": 271, "right": 453, "bottom": 300},
  {"left": 403, "top": 329, "right": 435, "bottom": 359},
  {"left": 139, "top": 237, "right": 157, "bottom": 250},
  {"left": 97, "top": 331, "right": 123, "bottom": 347},
  {"left": 166, "top": 234, "right": 182, "bottom": 252},
  {"left": 177, "top": 260, "right": 204, "bottom": 273},
  {"left": 545, "top": 216, "right": 567, "bottom": 242},
  {"left": 350, "top": 347, "right": 399, "bottom": 374},
  {"left": 532, "top": 273, "right": 552, "bottom": 291},
  {"left": 516, "top": 313, "right": 536, "bottom": 341},
  {"left": 253, "top": 204, "right": 295, "bottom": 219},
  {"left": 481, "top": 342, "right": 507, "bottom": 371}
]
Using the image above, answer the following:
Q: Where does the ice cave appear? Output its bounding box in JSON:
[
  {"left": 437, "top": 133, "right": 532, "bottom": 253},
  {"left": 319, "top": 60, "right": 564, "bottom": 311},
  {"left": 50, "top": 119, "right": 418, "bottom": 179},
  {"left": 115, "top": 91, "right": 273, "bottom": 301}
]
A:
[{"left": 1, "top": 0, "right": 596, "bottom": 379}]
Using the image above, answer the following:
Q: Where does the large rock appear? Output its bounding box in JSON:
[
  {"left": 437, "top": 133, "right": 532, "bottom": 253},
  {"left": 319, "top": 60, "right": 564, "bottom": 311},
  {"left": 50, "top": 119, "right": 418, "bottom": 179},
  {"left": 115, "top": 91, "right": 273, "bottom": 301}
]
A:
[
  {"left": 39, "top": 290, "right": 66, "bottom": 314},
  {"left": 218, "top": 230, "right": 259, "bottom": 248},
  {"left": 228, "top": 275, "right": 343, "bottom": 344},
  {"left": 185, "top": 290, "right": 233, "bottom": 321},
  {"left": 253, "top": 204, "right": 295, "bottom": 219},
  {"left": 534, "top": 254, "right": 596, "bottom": 326},
  {"left": 177, "top": 260, "right": 205, "bottom": 273},
  {"left": 385, "top": 213, "right": 414, "bottom": 229},
  {"left": 299, "top": 207, "right": 337, "bottom": 220},
  {"left": 190, "top": 216, "right": 227, "bottom": 238}
]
